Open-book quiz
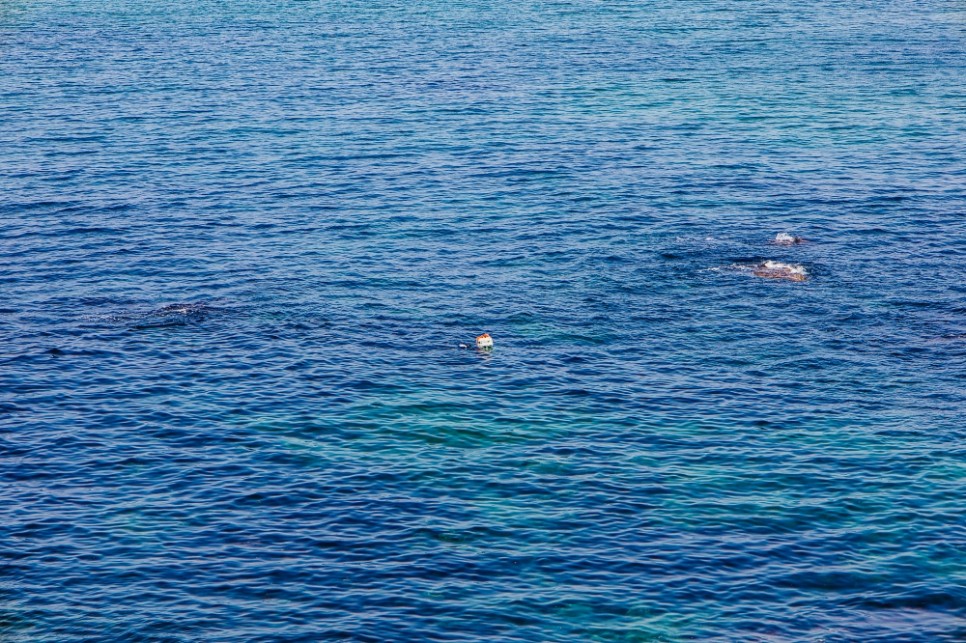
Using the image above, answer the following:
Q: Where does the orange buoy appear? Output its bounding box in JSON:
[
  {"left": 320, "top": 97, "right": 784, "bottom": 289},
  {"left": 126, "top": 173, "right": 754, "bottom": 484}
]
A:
[{"left": 476, "top": 332, "right": 494, "bottom": 350}]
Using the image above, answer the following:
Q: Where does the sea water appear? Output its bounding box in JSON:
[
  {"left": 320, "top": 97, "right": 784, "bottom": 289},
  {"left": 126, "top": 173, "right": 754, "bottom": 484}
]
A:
[{"left": 1, "top": 1, "right": 964, "bottom": 640}]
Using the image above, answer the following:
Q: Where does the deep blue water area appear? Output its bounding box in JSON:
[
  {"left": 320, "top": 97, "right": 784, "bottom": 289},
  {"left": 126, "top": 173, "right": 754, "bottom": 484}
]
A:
[{"left": 2, "top": 1, "right": 965, "bottom": 641}]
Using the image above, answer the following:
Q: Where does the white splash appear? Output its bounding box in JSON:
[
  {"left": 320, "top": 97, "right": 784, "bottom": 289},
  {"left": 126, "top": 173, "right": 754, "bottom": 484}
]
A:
[
  {"left": 754, "top": 260, "right": 808, "bottom": 281},
  {"left": 772, "top": 232, "right": 805, "bottom": 246}
]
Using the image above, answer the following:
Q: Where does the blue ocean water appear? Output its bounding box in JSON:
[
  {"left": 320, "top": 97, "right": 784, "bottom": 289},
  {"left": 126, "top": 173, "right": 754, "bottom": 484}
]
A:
[{"left": 2, "top": 1, "right": 965, "bottom": 640}]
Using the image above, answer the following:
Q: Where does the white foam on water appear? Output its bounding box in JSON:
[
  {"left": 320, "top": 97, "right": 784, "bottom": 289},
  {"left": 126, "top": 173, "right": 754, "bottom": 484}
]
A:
[
  {"left": 760, "top": 260, "right": 807, "bottom": 276},
  {"left": 772, "top": 232, "right": 805, "bottom": 246}
]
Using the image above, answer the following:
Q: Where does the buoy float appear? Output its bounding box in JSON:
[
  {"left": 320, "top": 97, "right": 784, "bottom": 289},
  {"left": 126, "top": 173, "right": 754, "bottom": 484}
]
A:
[{"left": 476, "top": 333, "right": 494, "bottom": 350}]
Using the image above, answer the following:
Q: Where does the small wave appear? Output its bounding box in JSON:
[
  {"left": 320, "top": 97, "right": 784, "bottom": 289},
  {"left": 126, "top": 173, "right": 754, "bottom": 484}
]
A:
[
  {"left": 86, "top": 302, "right": 221, "bottom": 330},
  {"left": 132, "top": 303, "right": 215, "bottom": 329},
  {"left": 929, "top": 333, "right": 966, "bottom": 343},
  {"left": 753, "top": 260, "right": 808, "bottom": 281},
  {"left": 722, "top": 260, "right": 809, "bottom": 282}
]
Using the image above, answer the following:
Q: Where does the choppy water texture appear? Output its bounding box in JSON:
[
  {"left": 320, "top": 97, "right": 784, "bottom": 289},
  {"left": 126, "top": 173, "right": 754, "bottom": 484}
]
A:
[{"left": 2, "top": 1, "right": 965, "bottom": 641}]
